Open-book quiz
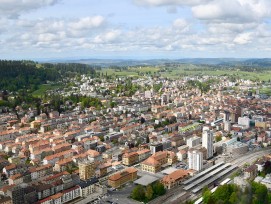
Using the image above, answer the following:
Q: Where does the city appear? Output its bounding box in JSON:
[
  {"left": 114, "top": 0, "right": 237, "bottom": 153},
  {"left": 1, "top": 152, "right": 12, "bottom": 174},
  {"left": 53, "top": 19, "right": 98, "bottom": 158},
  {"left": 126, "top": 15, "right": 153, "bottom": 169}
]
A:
[
  {"left": 1, "top": 0, "right": 271, "bottom": 204},
  {"left": 0, "top": 66, "right": 271, "bottom": 203}
]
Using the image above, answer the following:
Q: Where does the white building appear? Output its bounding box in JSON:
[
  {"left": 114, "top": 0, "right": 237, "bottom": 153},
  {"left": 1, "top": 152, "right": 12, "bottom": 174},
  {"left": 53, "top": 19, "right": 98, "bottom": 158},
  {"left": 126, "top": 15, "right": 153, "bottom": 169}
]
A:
[
  {"left": 186, "top": 136, "right": 201, "bottom": 148},
  {"left": 188, "top": 149, "right": 203, "bottom": 171},
  {"left": 224, "top": 121, "right": 231, "bottom": 132},
  {"left": 238, "top": 117, "right": 250, "bottom": 128},
  {"left": 202, "top": 127, "right": 213, "bottom": 159}
]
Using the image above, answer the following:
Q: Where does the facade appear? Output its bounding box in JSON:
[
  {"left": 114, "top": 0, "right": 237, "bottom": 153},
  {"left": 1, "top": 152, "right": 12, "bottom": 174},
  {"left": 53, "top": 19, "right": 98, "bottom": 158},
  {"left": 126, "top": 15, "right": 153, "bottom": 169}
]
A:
[
  {"left": 141, "top": 151, "right": 177, "bottom": 173},
  {"left": 108, "top": 167, "right": 137, "bottom": 188},
  {"left": 161, "top": 169, "right": 190, "bottom": 189},
  {"left": 186, "top": 136, "right": 201, "bottom": 148},
  {"left": 0, "top": 196, "right": 12, "bottom": 204},
  {"left": 78, "top": 177, "right": 98, "bottom": 197},
  {"left": 244, "top": 164, "right": 258, "bottom": 180},
  {"left": 149, "top": 143, "right": 163, "bottom": 154},
  {"left": 188, "top": 149, "right": 203, "bottom": 171},
  {"left": 238, "top": 117, "right": 250, "bottom": 128},
  {"left": 79, "top": 161, "right": 95, "bottom": 181},
  {"left": 202, "top": 127, "right": 213, "bottom": 159},
  {"left": 137, "top": 149, "right": 151, "bottom": 161},
  {"left": 122, "top": 152, "right": 139, "bottom": 166}
]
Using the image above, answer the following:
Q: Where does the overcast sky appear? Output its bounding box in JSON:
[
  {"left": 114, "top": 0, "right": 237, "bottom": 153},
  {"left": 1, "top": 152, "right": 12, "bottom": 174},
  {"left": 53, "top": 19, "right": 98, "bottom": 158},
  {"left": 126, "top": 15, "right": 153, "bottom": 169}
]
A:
[{"left": 1, "top": 0, "right": 271, "bottom": 60}]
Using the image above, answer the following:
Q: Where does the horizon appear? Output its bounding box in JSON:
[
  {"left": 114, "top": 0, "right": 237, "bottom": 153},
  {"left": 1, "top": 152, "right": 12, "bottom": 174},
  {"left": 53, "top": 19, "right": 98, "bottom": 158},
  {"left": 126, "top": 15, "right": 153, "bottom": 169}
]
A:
[{"left": 1, "top": 0, "right": 271, "bottom": 59}]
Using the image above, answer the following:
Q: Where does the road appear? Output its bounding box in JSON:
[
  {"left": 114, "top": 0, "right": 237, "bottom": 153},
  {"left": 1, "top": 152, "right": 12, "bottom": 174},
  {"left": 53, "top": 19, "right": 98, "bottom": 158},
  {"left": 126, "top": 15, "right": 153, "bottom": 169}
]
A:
[{"left": 98, "top": 182, "right": 139, "bottom": 204}]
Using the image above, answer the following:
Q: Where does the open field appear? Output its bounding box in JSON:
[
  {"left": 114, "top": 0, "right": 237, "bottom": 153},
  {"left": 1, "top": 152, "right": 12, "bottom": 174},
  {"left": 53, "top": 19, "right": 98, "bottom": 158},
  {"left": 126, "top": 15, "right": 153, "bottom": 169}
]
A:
[
  {"left": 32, "top": 84, "right": 64, "bottom": 97},
  {"left": 99, "top": 66, "right": 271, "bottom": 81},
  {"left": 128, "top": 66, "right": 160, "bottom": 73},
  {"left": 161, "top": 68, "right": 271, "bottom": 81},
  {"left": 99, "top": 69, "right": 139, "bottom": 77}
]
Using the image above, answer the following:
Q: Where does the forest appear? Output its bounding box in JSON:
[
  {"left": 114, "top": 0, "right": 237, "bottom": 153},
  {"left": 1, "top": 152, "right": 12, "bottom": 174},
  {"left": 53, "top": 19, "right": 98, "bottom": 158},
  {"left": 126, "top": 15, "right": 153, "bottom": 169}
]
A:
[{"left": 0, "top": 60, "right": 97, "bottom": 92}]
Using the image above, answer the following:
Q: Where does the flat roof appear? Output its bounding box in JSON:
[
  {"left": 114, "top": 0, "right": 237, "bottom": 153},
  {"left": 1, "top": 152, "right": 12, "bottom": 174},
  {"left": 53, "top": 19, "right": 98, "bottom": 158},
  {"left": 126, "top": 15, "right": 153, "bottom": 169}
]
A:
[
  {"left": 192, "top": 165, "right": 237, "bottom": 194},
  {"left": 183, "top": 163, "right": 231, "bottom": 191},
  {"left": 161, "top": 167, "right": 179, "bottom": 175},
  {"left": 182, "top": 162, "right": 224, "bottom": 185},
  {"left": 134, "top": 175, "right": 159, "bottom": 186}
]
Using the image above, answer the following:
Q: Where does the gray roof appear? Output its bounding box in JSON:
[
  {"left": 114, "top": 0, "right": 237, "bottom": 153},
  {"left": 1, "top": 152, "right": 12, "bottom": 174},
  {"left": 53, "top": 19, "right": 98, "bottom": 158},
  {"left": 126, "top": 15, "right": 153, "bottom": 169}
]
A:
[{"left": 134, "top": 175, "right": 159, "bottom": 186}]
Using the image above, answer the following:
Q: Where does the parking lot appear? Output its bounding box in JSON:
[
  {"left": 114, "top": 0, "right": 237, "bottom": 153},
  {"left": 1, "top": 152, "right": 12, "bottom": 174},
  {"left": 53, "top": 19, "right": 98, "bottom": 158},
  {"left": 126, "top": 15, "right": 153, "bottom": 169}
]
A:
[{"left": 96, "top": 182, "right": 139, "bottom": 204}]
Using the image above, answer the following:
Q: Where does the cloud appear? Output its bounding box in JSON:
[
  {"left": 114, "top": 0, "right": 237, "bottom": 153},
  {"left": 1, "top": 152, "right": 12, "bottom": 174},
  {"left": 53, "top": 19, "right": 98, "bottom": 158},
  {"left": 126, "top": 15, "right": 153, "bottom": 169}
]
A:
[
  {"left": 134, "top": 0, "right": 211, "bottom": 7},
  {"left": 0, "top": 0, "right": 61, "bottom": 18},
  {"left": 94, "top": 30, "right": 122, "bottom": 44},
  {"left": 192, "top": 0, "right": 271, "bottom": 22},
  {"left": 233, "top": 32, "right": 253, "bottom": 45},
  {"left": 173, "top": 19, "right": 189, "bottom": 30},
  {"left": 69, "top": 16, "right": 105, "bottom": 30}
]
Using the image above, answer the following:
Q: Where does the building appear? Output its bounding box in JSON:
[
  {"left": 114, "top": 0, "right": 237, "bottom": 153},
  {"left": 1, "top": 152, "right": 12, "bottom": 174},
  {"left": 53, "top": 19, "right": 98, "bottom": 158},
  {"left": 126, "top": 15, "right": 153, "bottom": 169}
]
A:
[
  {"left": 78, "top": 177, "right": 98, "bottom": 197},
  {"left": 141, "top": 151, "right": 177, "bottom": 173},
  {"left": 244, "top": 164, "right": 258, "bottom": 180},
  {"left": 224, "top": 121, "right": 231, "bottom": 132},
  {"left": 186, "top": 136, "right": 201, "bottom": 148},
  {"left": 202, "top": 127, "right": 213, "bottom": 159},
  {"left": 79, "top": 161, "right": 95, "bottom": 181},
  {"left": 176, "top": 150, "right": 187, "bottom": 161},
  {"left": 108, "top": 167, "right": 137, "bottom": 188},
  {"left": 161, "top": 169, "right": 190, "bottom": 189},
  {"left": 137, "top": 149, "right": 151, "bottom": 162},
  {"left": 122, "top": 152, "right": 139, "bottom": 166},
  {"left": 238, "top": 117, "right": 250, "bottom": 128},
  {"left": 188, "top": 149, "right": 203, "bottom": 171},
  {"left": 149, "top": 143, "right": 163, "bottom": 154},
  {"left": 0, "top": 195, "right": 12, "bottom": 204}
]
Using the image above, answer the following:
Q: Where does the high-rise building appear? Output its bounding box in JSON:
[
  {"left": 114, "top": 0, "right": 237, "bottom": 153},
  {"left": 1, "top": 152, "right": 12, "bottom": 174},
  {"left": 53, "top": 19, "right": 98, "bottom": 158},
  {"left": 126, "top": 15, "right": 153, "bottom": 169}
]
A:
[
  {"left": 79, "top": 161, "right": 95, "bottom": 181},
  {"left": 202, "top": 127, "right": 214, "bottom": 159},
  {"left": 188, "top": 149, "right": 203, "bottom": 171}
]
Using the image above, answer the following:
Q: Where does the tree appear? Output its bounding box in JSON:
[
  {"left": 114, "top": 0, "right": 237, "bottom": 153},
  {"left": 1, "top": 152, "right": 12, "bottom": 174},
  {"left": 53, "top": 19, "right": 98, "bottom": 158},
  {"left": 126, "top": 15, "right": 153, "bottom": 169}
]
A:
[
  {"left": 100, "top": 135, "right": 105, "bottom": 142},
  {"left": 153, "top": 182, "right": 166, "bottom": 196},
  {"left": 203, "top": 188, "right": 214, "bottom": 204},
  {"left": 229, "top": 192, "right": 238, "bottom": 204},
  {"left": 251, "top": 182, "right": 269, "bottom": 204},
  {"left": 145, "top": 185, "right": 153, "bottom": 200},
  {"left": 215, "top": 135, "right": 222, "bottom": 142},
  {"left": 212, "top": 184, "right": 237, "bottom": 203},
  {"left": 131, "top": 185, "right": 145, "bottom": 201},
  {"left": 110, "top": 100, "right": 116, "bottom": 108}
]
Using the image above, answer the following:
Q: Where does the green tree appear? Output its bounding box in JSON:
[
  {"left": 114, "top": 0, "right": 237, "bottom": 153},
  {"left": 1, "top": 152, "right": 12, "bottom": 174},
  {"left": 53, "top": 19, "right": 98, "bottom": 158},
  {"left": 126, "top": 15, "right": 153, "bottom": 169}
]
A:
[
  {"left": 145, "top": 185, "right": 153, "bottom": 200},
  {"left": 215, "top": 135, "right": 222, "bottom": 142},
  {"left": 153, "top": 182, "right": 166, "bottom": 196},
  {"left": 203, "top": 188, "right": 214, "bottom": 204},
  {"left": 100, "top": 135, "right": 105, "bottom": 142},
  {"left": 251, "top": 182, "right": 269, "bottom": 204},
  {"left": 131, "top": 185, "right": 145, "bottom": 201},
  {"left": 212, "top": 184, "right": 237, "bottom": 203},
  {"left": 229, "top": 192, "right": 238, "bottom": 204}
]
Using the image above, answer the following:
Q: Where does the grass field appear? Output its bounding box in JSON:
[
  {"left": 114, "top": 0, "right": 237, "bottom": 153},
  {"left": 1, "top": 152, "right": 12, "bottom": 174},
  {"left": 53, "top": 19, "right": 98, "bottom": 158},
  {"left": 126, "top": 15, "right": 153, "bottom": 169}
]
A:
[
  {"left": 99, "top": 66, "right": 271, "bottom": 81},
  {"left": 128, "top": 66, "right": 160, "bottom": 73},
  {"left": 161, "top": 68, "right": 271, "bottom": 81},
  {"left": 260, "top": 87, "right": 271, "bottom": 96},
  {"left": 32, "top": 84, "right": 64, "bottom": 97},
  {"left": 99, "top": 69, "right": 139, "bottom": 77}
]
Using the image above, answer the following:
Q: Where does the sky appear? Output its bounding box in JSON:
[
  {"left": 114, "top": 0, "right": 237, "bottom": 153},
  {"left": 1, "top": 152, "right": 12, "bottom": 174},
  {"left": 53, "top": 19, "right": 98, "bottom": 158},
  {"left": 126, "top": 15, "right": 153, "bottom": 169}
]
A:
[{"left": 1, "top": 0, "right": 271, "bottom": 60}]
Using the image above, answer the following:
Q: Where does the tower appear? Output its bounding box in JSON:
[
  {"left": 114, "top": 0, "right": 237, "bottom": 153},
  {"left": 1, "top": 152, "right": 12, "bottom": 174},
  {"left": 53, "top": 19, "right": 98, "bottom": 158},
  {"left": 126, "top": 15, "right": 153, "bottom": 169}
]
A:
[
  {"left": 202, "top": 127, "right": 214, "bottom": 159},
  {"left": 79, "top": 161, "right": 95, "bottom": 181},
  {"left": 188, "top": 149, "right": 203, "bottom": 171}
]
